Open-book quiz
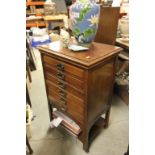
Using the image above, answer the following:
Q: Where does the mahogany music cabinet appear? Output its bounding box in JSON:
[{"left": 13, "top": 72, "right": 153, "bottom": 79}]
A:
[{"left": 38, "top": 41, "right": 121, "bottom": 152}]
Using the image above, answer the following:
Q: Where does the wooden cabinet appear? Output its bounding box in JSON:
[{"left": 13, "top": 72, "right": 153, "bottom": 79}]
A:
[{"left": 38, "top": 42, "right": 121, "bottom": 152}]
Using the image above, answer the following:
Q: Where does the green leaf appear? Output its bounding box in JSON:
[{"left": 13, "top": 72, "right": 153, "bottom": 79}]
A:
[
  {"left": 76, "top": 6, "right": 92, "bottom": 23},
  {"left": 72, "top": 27, "right": 80, "bottom": 36},
  {"left": 83, "top": 28, "right": 93, "bottom": 38},
  {"left": 83, "top": 28, "right": 96, "bottom": 39},
  {"left": 77, "top": 12, "right": 84, "bottom": 22}
]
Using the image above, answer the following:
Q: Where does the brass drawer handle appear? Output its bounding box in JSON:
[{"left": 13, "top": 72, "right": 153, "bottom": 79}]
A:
[
  {"left": 60, "top": 105, "right": 67, "bottom": 112},
  {"left": 57, "top": 72, "right": 65, "bottom": 80},
  {"left": 60, "top": 107, "right": 67, "bottom": 112},
  {"left": 57, "top": 82, "right": 66, "bottom": 89},
  {"left": 60, "top": 97, "right": 67, "bottom": 105},
  {"left": 59, "top": 90, "right": 66, "bottom": 97},
  {"left": 60, "top": 99, "right": 67, "bottom": 105},
  {"left": 56, "top": 64, "right": 64, "bottom": 70}
]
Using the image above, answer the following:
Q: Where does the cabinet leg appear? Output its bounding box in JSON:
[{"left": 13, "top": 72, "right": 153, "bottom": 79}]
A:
[
  {"left": 124, "top": 145, "right": 129, "bottom": 155},
  {"left": 83, "top": 140, "right": 89, "bottom": 152},
  {"left": 26, "top": 135, "right": 33, "bottom": 154},
  {"left": 104, "top": 107, "right": 111, "bottom": 128},
  {"left": 26, "top": 84, "right": 32, "bottom": 108},
  {"left": 48, "top": 99, "right": 53, "bottom": 121},
  {"left": 83, "top": 133, "right": 89, "bottom": 152}
]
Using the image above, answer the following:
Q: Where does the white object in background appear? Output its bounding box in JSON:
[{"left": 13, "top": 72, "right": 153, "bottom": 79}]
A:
[
  {"left": 30, "top": 27, "right": 47, "bottom": 36},
  {"left": 112, "top": 0, "right": 122, "bottom": 6},
  {"left": 53, "top": 108, "right": 57, "bottom": 112},
  {"left": 119, "top": 16, "right": 129, "bottom": 36},
  {"left": 49, "top": 33, "right": 60, "bottom": 42},
  {"left": 26, "top": 104, "right": 32, "bottom": 138},
  {"left": 45, "top": 0, "right": 53, "bottom": 4},
  {"left": 53, "top": 111, "right": 80, "bottom": 129},
  {"left": 60, "top": 29, "right": 70, "bottom": 47},
  {"left": 68, "top": 45, "right": 89, "bottom": 51},
  {"left": 49, "top": 41, "right": 62, "bottom": 52},
  {"left": 120, "top": 1, "right": 129, "bottom": 14},
  {"left": 122, "top": 0, "right": 128, "bottom": 2},
  {"left": 33, "top": 34, "right": 50, "bottom": 42},
  {"left": 63, "top": 16, "right": 69, "bottom": 29},
  {"left": 50, "top": 117, "right": 63, "bottom": 128},
  {"left": 49, "top": 122, "right": 55, "bottom": 128}
]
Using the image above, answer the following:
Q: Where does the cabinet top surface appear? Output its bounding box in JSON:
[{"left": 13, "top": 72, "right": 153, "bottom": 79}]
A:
[{"left": 38, "top": 41, "right": 122, "bottom": 67}]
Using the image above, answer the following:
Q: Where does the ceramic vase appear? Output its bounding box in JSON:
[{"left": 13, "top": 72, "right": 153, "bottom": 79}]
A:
[{"left": 70, "top": 0, "right": 100, "bottom": 47}]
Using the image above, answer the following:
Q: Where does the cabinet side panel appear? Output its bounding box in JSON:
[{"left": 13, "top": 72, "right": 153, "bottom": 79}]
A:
[
  {"left": 87, "top": 59, "right": 115, "bottom": 125},
  {"left": 40, "top": 52, "right": 53, "bottom": 120}
]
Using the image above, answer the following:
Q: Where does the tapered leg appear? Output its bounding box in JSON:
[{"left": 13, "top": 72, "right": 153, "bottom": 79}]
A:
[
  {"left": 83, "top": 138, "right": 89, "bottom": 152},
  {"left": 26, "top": 135, "right": 33, "bottom": 154},
  {"left": 26, "top": 84, "right": 32, "bottom": 108},
  {"left": 124, "top": 145, "right": 129, "bottom": 155},
  {"left": 47, "top": 99, "right": 53, "bottom": 121},
  {"left": 83, "top": 131, "right": 89, "bottom": 152},
  {"left": 104, "top": 107, "right": 111, "bottom": 128}
]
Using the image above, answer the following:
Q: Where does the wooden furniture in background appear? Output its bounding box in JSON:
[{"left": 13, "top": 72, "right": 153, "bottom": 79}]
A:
[
  {"left": 26, "top": 1, "right": 45, "bottom": 6},
  {"left": 43, "top": 14, "right": 68, "bottom": 34},
  {"left": 26, "top": 1, "right": 46, "bottom": 28},
  {"left": 115, "top": 38, "right": 129, "bottom": 105},
  {"left": 26, "top": 1, "right": 45, "bottom": 15},
  {"left": 26, "top": 33, "right": 37, "bottom": 71},
  {"left": 95, "top": 6, "right": 120, "bottom": 45},
  {"left": 116, "top": 38, "right": 129, "bottom": 75},
  {"left": 116, "top": 38, "right": 129, "bottom": 51},
  {"left": 38, "top": 42, "right": 121, "bottom": 152},
  {"left": 26, "top": 16, "right": 46, "bottom": 29},
  {"left": 44, "top": 15, "right": 67, "bottom": 22}
]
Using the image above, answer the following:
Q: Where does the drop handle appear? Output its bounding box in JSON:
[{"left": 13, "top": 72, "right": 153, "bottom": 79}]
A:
[
  {"left": 57, "top": 82, "right": 66, "bottom": 89},
  {"left": 56, "top": 64, "right": 64, "bottom": 70},
  {"left": 60, "top": 103, "right": 67, "bottom": 110},
  {"left": 60, "top": 98, "right": 67, "bottom": 105},
  {"left": 59, "top": 90, "right": 66, "bottom": 97},
  {"left": 60, "top": 106, "right": 67, "bottom": 112},
  {"left": 57, "top": 72, "right": 65, "bottom": 80}
]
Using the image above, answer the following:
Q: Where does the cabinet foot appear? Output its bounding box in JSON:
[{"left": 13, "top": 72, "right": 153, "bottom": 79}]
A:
[
  {"left": 83, "top": 141, "right": 89, "bottom": 153},
  {"left": 48, "top": 99, "right": 53, "bottom": 121},
  {"left": 26, "top": 135, "right": 33, "bottom": 154},
  {"left": 83, "top": 133, "right": 89, "bottom": 152},
  {"left": 104, "top": 108, "right": 111, "bottom": 128}
]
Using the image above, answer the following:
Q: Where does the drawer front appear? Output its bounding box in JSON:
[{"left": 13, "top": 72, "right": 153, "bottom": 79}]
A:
[
  {"left": 49, "top": 96, "right": 84, "bottom": 124},
  {"left": 46, "top": 79, "right": 84, "bottom": 99},
  {"left": 48, "top": 88, "right": 84, "bottom": 124},
  {"left": 43, "top": 55, "right": 85, "bottom": 79},
  {"left": 46, "top": 80, "right": 84, "bottom": 105},
  {"left": 48, "top": 95, "right": 67, "bottom": 112},
  {"left": 48, "top": 88, "right": 84, "bottom": 115},
  {"left": 44, "top": 65, "right": 84, "bottom": 91}
]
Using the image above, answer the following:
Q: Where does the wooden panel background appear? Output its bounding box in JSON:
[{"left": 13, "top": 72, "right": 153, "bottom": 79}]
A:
[{"left": 95, "top": 6, "right": 120, "bottom": 45}]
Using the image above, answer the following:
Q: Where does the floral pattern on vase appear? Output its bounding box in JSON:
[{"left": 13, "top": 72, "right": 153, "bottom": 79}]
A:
[{"left": 70, "top": 0, "right": 100, "bottom": 46}]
